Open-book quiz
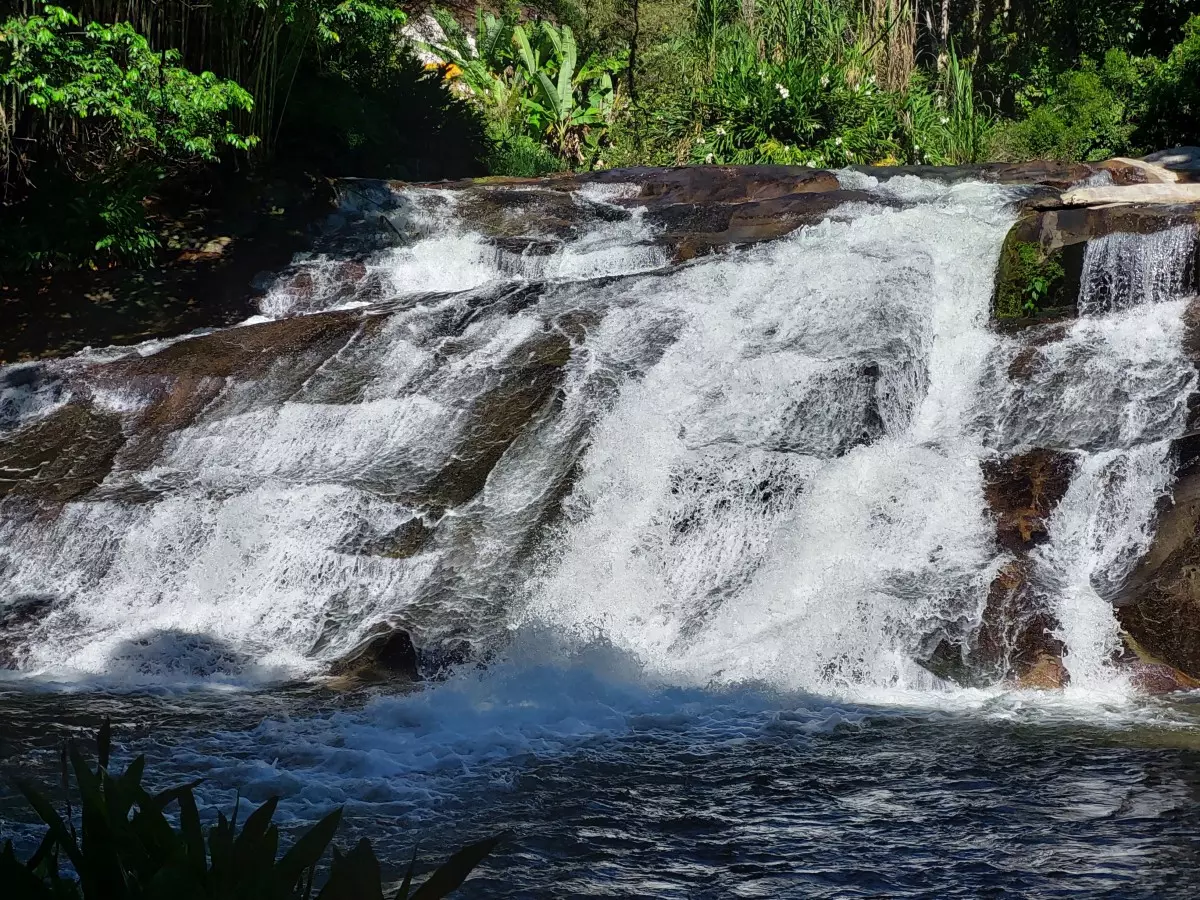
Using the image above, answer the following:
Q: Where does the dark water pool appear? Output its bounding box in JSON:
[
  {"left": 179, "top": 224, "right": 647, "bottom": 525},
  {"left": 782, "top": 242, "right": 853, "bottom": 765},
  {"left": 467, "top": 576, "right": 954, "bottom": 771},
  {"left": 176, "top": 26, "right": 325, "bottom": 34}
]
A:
[{"left": 2, "top": 675, "right": 1200, "bottom": 899}]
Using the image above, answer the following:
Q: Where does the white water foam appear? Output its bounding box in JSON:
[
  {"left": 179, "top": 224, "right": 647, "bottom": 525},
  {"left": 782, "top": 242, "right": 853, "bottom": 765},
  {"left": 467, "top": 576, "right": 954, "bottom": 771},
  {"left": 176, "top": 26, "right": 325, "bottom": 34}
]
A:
[
  {"left": 1, "top": 175, "right": 1197, "bottom": 721},
  {"left": 522, "top": 181, "right": 1018, "bottom": 697},
  {"left": 1079, "top": 224, "right": 1198, "bottom": 316}
]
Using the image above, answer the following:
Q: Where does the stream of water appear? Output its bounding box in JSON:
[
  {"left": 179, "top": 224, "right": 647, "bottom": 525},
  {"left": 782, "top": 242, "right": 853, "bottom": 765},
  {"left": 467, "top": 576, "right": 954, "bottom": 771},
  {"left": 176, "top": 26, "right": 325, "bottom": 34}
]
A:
[{"left": 2, "top": 172, "right": 1200, "bottom": 897}]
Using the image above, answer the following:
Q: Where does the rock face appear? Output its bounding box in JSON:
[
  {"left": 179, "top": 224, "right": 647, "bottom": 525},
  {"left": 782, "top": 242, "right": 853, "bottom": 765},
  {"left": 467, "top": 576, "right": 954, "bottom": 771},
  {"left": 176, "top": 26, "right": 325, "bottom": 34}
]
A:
[
  {"left": 1108, "top": 300, "right": 1200, "bottom": 683},
  {"left": 1113, "top": 451, "right": 1200, "bottom": 679},
  {"left": 327, "top": 624, "right": 420, "bottom": 683},
  {"left": 974, "top": 450, "right": 1078, "bottom": 684},
  {"left": 992, "top": 204, "right": 1200, "bottom": 324}
]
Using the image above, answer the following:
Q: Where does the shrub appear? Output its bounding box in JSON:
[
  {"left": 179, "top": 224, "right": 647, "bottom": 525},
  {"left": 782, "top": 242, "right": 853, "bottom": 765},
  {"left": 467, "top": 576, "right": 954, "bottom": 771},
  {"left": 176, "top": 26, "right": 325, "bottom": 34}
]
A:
[
  {"left": 0, "top": 4, "right": 255, "bottom": 269},
  {"left": 419, "top": 8, "right": 625, "bottom": 170},
  {"left": 0, "top": 722, "right": 505, "bottom": 899},
  {"left": 986, "top": 50, "right": 1153, "bottom": 162},
  {"left": 1140, "top": 14, "right": 1200, "bottom": 150},
  {"left": 994, "top": 239, "right": 1067, "bottom": 319}
]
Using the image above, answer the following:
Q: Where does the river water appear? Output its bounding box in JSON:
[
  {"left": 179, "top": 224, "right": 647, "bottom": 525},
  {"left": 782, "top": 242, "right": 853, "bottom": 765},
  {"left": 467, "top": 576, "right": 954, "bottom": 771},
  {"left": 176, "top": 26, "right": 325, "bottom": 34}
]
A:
[{"left": 2, "top": 171, "right": 1200, "bottom": 897}]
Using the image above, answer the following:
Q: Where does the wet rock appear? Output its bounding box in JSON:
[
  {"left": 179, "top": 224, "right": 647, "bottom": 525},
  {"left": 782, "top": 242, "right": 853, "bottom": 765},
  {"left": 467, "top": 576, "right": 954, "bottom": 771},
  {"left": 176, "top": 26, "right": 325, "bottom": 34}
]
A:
[
  {"left": 594, "top": 165, "right": 840, "bottom": 206},
  {"left": 327, "top": 624, "right": 420, "bottom": 683},
  {"left": 1127, "top": 661, "right": 1200, "bottom": 694},
  {"left": 104, "top": 310, "right": 362, "bottom": 381},
  {"left": 0, "top": 403, "right": 125, "bottom": 502},
  {"left": 1113, "top": 460, "right": 1200, "bottom": 680},
  {"left": 424, "top": 330, "right": 571, "bottom": 507},
  {"left": 652, "top": 190, "right": 888, "bottom": 259},
  {"left": 92, "top": 310, "right": 366, "bottom": 471},
  {"left": 971, "top": 449, "right": 1077, "bottom": 683},
  {"left": 973, "top": 559, "right": 1066, "bottom": 684},
  {"left": 991, "top": 204, "right": 1200, "bottom": 324},
  {"left": 340, "top": 518, "right": 433, "bottom": 559},
  {"left": 0, "top": 594, "right": 57, "bottom": 669},
  {"left": 1016, "top": 652, "right": 1070, "bottom": 689},
  {"left": 982, "top": 449, "right": 1077, "bottom": 553},
  {"left": 452, "top": 186, "right": 629, "bottom": 240}
]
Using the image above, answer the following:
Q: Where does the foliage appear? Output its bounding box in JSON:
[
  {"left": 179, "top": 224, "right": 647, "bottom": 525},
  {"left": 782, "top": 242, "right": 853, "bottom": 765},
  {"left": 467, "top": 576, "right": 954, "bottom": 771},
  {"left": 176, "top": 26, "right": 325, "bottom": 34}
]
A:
[
  {"left": 0, "top": 5, "right": 256, "bottom": 167},
  {"left": 420, "top": 9, "right": 625, "bottom": 170},
  {"left": 0, "top": 4, "right": 256, "bottom": 269},
  {"left": 672, "top": 0, "right": 990, "bottom": 167},
  {"left": 986, "top": 50, "right": 1152, "bottom": 162},
  {"left": 0, "top": 722, "right": 505, "bottom": 899},
  {"left": 1140, "top": 14, "right": 1200, "bottom": 151},
  {"left": 485, "top": 132, "right": 567, "bottom": 177},
  {"left": 995, "top": 239, "right": 1067, "bottom": 319}
]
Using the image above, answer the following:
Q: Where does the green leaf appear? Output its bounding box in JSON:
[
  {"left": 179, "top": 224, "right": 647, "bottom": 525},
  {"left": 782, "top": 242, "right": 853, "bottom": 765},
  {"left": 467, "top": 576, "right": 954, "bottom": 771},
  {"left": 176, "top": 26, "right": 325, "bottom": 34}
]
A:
[
  {"left": 275, "top": 807, "right": 342, "bottom": 887},
  {"left": 316, "top": 839, "right": 384, "bottom": 900},
  {"left": 12, "top": 779, "right": 84, "bottom": 874},
  {"left": 409, "top": 832, "right": 510, "bottom": 900}
]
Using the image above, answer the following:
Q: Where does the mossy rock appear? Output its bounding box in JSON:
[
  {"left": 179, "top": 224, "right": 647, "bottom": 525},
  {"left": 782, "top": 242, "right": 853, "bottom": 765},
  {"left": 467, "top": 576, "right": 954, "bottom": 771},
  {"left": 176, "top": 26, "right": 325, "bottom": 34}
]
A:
[{"left": 993, "top": 224, "right": 1071, "bottom": 320}]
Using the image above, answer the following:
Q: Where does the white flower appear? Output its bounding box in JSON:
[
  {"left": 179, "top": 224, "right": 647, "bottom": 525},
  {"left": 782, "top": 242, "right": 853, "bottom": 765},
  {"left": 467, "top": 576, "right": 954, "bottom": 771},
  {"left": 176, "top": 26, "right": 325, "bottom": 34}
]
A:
[
  {"left": 820, "top": 74, "right": 830, "bottom": 87},
  {"left": 705, "top": 152, "right": 714, "bottom": 163},
  {"left": 776, "top": 83, "right": 789, "bottom": 99},
  {"left": 758, "top": 70, "right": 765, "bottom": 77},
  {"left": 914, "top": 143, "right": 920, "bottom": 151},
  {"left": 939, "top": 116, "right": 949, "bottom": 125},
  {"left": 697, "top": 136, "right": 706, "bottom": 145},
  {"left": 834, "top": 137, "right": 842, "bottom": 146},
  {"left": 715, "top": 126, "right": 726, "bottom": 136}
]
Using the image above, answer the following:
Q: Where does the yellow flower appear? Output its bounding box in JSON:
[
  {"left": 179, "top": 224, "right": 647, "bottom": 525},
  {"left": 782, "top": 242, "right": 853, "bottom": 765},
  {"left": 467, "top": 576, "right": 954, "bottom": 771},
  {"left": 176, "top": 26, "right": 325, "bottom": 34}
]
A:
[{"left": 442, "top": 63, "right": 463, "bottom": 81}]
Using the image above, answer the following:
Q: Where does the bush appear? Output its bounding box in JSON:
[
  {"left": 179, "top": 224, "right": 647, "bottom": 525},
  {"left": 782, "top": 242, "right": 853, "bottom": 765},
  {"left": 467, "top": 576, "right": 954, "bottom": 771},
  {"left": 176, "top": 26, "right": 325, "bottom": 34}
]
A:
[
  {"left": 1140, "top": 14, "right": 1200, "bottom": 150},
  {"left": 485, "top": 132, "right": 568, "bottom": 177},
  {"left": 986, "top": 50, "right": 1152, "bottom": 162},
  {"left": 0, "top": 4, "right": 255, "bottom": 269},
  {"left": 1, "top": 723, "right": 505, "bottom": 899}
]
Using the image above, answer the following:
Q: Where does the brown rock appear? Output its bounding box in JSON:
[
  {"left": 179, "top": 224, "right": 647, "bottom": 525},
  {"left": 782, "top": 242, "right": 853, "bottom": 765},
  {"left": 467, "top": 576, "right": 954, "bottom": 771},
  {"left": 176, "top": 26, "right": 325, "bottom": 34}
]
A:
[
  {"left": 982, "top": 449, "right": 1078, "bottom": 553},
  {"left": 0, "top": 403, "right": 125, "bottom": 502},
  {"left": 1016, "top": 652, "right": 1070, "bottom": 689},
  {"left": 971, "top": 449, "right": 1077, "bottom": 684},
  {"left": 974, "top": 559, "right": 1066, "bottom": 683},
  {"left": 423, "top": 330, "right": 571, "bottom": 507},
  {"left": 1127, "top": 661, "right": 1200, "bottom": 694},
  {"left": 1112, "top": 431, "right": 1200, "bottom": 680},
  {"left": 653, "top": 190, "right": 888, "bottom": 259},
  {"left": 327, "top": 624, "right": 420, "bottom": 683}
]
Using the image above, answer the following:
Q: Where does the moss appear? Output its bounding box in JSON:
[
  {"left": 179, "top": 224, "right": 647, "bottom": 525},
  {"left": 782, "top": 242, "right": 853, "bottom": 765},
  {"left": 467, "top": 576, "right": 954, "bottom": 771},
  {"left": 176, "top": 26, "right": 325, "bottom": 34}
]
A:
[{"left": 994, "top": 235, "right": 1068, "bottom": 319}]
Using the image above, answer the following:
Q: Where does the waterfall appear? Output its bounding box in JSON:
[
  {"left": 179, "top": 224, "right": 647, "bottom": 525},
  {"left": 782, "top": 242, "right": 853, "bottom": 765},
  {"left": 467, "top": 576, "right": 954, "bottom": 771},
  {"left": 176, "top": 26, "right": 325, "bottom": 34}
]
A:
[
  {"left": 1078, "top": 224, "right": 1197, "bottom": 316},
  {"left": 0, "top": 172, "right": 1197, "bottom": 699}
]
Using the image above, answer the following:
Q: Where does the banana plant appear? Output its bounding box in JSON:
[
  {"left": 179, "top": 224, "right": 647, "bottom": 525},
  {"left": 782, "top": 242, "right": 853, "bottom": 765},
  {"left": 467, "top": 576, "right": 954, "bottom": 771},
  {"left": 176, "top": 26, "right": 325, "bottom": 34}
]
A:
[
  {"left": 512, "top": 22, "right": 622, "bottom": 160},
  {"left": 417, "top": 8, "right": 527, "bottom": 128}
]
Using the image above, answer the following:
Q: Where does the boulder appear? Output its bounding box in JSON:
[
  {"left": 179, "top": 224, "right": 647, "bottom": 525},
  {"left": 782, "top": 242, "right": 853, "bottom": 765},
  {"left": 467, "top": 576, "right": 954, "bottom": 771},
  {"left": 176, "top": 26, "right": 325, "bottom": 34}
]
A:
[
  {"left": 982, "top": 449, "right": 1078, "bottom": 553},
  {"left": 992, "top": 204, "right": 1200, "bottom": 323},
  {"left": 421, "top": 329, "right": 572, "bottom": 507},
  {"left": 650, "top": 190, "right": 891, "bottom": 260},
  {"left": 1113, "top": 460, "right": 1200, "bottom": 680},
  {"left": 973, "top": 449, "right": 1078, "bottom": 682},
  {"left": 0, "top": 403, "right": 126, "bottom": 503},
  {"left": 1015, "top": 652, "right": 1070, "bottom": 690},
  {"left": 327, "top": 624, "right": 421, "bottom": 683}
]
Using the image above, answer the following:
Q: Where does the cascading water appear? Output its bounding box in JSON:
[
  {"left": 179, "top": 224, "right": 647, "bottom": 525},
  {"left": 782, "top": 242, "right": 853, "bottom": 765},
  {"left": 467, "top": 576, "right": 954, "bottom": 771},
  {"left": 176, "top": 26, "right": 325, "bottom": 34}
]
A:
[
  {"left": 0, "top": 173, "right": 1196, "bottom": 698},
  {"left": 5, "top": 169, "right": 1200, "bottom": 898}
]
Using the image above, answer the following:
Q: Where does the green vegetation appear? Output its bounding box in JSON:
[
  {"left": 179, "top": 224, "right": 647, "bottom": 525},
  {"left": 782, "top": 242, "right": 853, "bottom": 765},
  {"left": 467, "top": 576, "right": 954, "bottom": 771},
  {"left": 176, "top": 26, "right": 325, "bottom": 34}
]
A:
[
  {"left": 994, "top": 238, "right": 1067, "bottom": 319},
  {"left": 1, "top": 722, "right": 504, "bottom": 899},
  {"left": 4, "top": 0, "right": 1200, "bottom": 274}
]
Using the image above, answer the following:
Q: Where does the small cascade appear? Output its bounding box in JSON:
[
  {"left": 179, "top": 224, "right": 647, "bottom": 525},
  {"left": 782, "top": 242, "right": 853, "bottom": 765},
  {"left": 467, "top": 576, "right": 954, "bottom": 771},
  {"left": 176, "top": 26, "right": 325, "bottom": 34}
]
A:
[
  {"left": 1078, "top": 223, "right": 1198, "bottom": 316},
  {"left": 0, "top": 169, "right": 1198, "bottom": 700}
]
